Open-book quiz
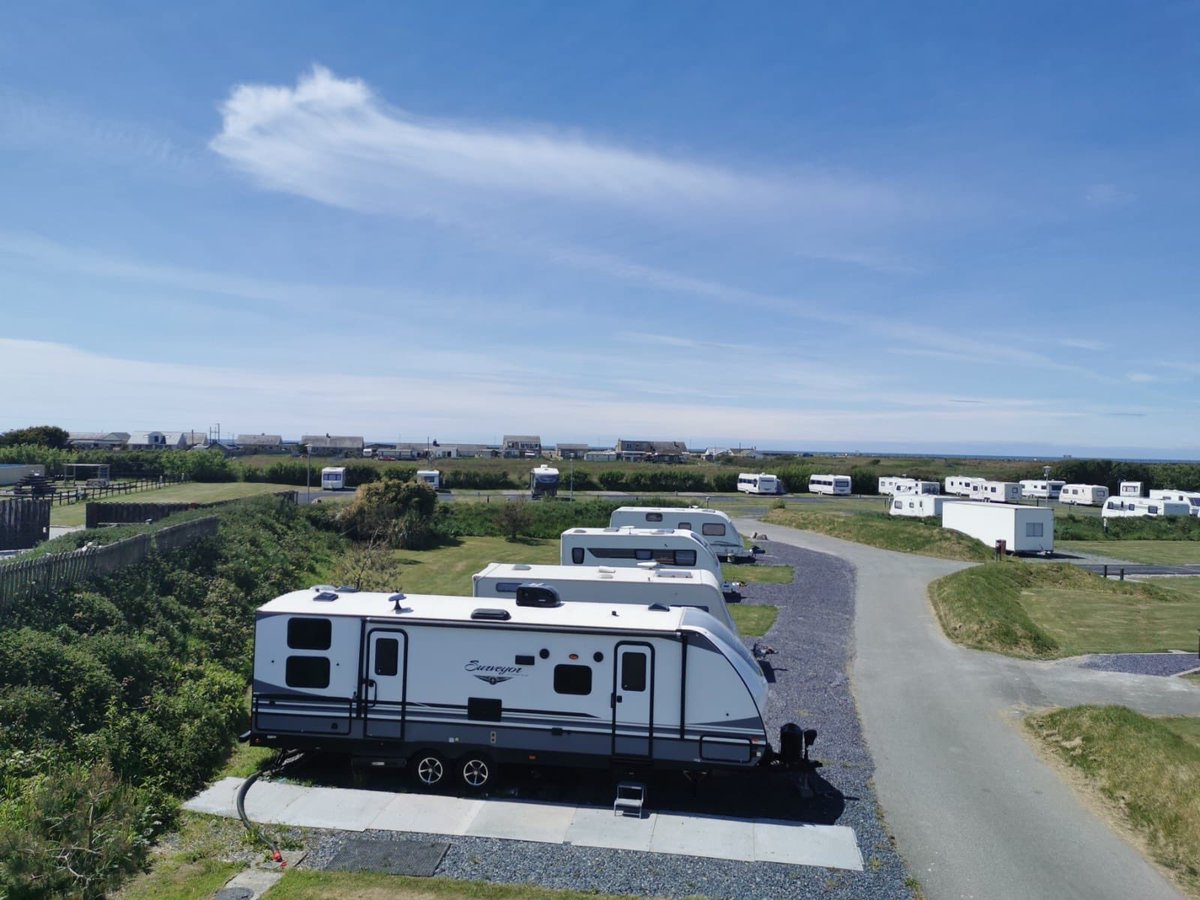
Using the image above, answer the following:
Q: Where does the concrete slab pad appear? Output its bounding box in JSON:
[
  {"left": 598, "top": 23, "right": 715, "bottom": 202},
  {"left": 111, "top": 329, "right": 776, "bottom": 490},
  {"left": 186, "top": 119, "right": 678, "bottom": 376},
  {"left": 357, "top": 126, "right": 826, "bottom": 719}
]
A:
[
  {"left": 368, "top": 793, "right": 484, "bottom": 835},
  {"left": 754, "top": 821, "right": 864, "bottom": 871},
  {"left": 650, "top": 813, "right": 755, "bottom": 861},
  {"left": 184, "top": 777, "right": 309, "bottom": 824},
  {"left": 275, "top": 785, "right": 394, "bottom": 832},
  {"left": 565, "top": 805, "right": 657, "bottom": 852},
  {"left": 465, "top": 799, "right": 576, "bottom": 844}
]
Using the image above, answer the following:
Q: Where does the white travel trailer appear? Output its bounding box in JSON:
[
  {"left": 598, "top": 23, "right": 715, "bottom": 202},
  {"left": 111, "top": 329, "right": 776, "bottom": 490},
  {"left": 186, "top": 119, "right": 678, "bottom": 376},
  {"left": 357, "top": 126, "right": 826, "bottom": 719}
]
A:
[
  {"left": 1148, "top": 490, "right": 1200, "bottom": 515},
  {"left": 248, "top": 588, "right": 816, "bottom": 786},
  {"left": 1119, "top": 481, "right": 1143, "bottom": 498},
  {"left": 561, "top": 527, "right": 725, "bottom": 584},
  {"left": 608, "top": 507, "right": 752, "bottom": 562},
  {"left": 472, "top": 562, "right": 736, "bottom": 632},
  {"left": 1101, "top": 498, "right": 1190, "bottom": 519},
  {"left": 416, "top": 469, "right": 441, "bottom": 490},
  {"left": 888, "top": 495, "right": 946, "bottom": 518},
  {"left": 1019, "top": 480, "right": 1066, "bottom": 500},
  {"left": 969, "top": 481, "right": 1022, "bottom": 503},
  {"left": 941, "top": 502, "right": 1054, "bottom": 554},
  {"left": 878, "top": 476, "right": 915, "bottom": 496},
  {"left": 320, "top": 467, "right": 346, "bottom": 491},
  {"left": 1059, "top": 484, "right": 1110, "bottom": 506},
  {"left": 808, "top": 474, "right": 852, "bottom": 495},
  {"left": 736, "top": 473, "right": 783, "bottom": 495},
  {"left": 530, "top": 465, "right": 560, "bottom": 499},
  {"left": 944, "top": 476, "right": 982, "bottom": 497}
]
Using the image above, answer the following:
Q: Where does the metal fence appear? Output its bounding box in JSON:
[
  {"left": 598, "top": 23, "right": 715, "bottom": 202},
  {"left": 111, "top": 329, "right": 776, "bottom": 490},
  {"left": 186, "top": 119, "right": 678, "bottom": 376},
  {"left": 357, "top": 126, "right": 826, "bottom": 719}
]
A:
[{"left": 0, "top": 516, "right": 219, "bottom": 615}]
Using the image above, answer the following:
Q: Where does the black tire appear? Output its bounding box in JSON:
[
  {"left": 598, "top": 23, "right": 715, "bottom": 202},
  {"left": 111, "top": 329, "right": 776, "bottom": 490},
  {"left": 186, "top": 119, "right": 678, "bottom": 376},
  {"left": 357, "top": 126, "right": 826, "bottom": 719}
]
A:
[
  {"left": 411, "top": 751, "right": 447, "bottom": 789},
  {"left": 458, "top": 753, "right": 493, "bottom": 790}
]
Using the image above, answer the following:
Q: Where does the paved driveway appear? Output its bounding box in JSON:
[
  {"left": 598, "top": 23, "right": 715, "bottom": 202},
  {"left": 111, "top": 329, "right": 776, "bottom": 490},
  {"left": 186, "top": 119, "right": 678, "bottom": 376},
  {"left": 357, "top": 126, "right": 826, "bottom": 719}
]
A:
[{"left": 738, "top": 519, "right": 1199, "bottom": 900}]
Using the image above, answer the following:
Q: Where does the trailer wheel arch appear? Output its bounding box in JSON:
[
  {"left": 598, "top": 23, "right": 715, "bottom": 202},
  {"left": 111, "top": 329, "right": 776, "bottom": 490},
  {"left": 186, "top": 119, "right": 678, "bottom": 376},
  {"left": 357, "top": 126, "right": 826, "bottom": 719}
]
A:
[
  {"left": 410, "top": 750, "right": 448, "bottom": 789},
  {"left": 457, "top": 753, "right": 494, "bottom": 790}
]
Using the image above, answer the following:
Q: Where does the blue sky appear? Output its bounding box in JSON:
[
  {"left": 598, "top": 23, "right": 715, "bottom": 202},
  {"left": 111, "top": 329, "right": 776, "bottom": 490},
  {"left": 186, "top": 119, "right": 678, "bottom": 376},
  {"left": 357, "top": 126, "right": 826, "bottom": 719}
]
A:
[{"left": 2, "top": 2, "right": 1198, "bottom": 457}]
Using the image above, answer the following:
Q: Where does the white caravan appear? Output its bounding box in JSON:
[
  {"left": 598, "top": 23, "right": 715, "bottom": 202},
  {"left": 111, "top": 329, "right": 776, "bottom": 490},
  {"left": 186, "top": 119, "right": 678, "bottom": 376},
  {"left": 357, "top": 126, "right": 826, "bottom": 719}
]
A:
[
  {"left": 1119, "top": 481, "right": 1143, "bottom": 498},
  {"left": 888, "top": 495, "right": 945, "bottom": 518},
  {"left": 248, "top": 588, "right": 816, "bottom": 787},
  {"left": 1148, "top": 490, "right": 1200, "bottom": 515},
  {"left": 320, "top": 467, "right": 346, "bottom": 491},
  {"left": 970, "top": 481, "right": 1022, "bottom": 503},
  {"left": 737, "top": 473, "right": 783, "bottom": 495},
  {"left": 944, "top": 476, "right": 982, "bottom": 497},
  {"left": 472, "top": 562, "right": 736, "bottom": 632},
  {"left": 1019, "top": 480, "right": 1066, "bottom": 500},
  {"left": 1059, "top": 484, "right": 1110, "bottom": 506},
  {"left": 878, "top": 476, "right": 915, "bottom": 496},
  {"left": 942, "top": 502, "right": 1054, "bottom": 554},
  {"left": 416, "top": 469, "right": 441, "bottom": 490},
  {"left": 808, "top": 474, "right": 852, "bottom": 495},
  {"left": 561, "top": 527, "right": 728, "bottom": 589},
  {"left": 608, "top": 506, "right": 752, "bottom": 562},
  {"left": 1101, "top": 498, "right": 1190, "bottom": 519}
]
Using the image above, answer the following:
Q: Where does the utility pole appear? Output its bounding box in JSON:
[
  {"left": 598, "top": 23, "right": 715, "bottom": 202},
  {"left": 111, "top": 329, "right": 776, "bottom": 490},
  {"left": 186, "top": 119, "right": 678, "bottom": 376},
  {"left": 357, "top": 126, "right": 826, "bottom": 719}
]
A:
[{"left": 306, "top": 444, "right": 312, "bottom": 503}]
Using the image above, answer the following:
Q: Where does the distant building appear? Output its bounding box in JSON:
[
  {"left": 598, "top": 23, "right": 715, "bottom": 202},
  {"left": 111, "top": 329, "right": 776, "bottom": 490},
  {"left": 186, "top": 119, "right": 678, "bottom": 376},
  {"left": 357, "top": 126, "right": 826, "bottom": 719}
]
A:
[
  {"left": 301, "top": 435, "right": 364, "bottom": 457},
  {"left": 615, "top": 439, "right": 689, "bottom": 464},
  {"left": 68, "top": 431, "right": 129, "bottom": 450},
  {"left": 553, "top": 443, "right": 590, "bottom": 460},
  {"left": 237, "top": 434, "right": 285, "bottom": 453},
  {"left": 584, "top": 449, "right": 618, "bottom": 462},
  {"left": 126, "top": 431, "right": 168, "bottom": 450},
  {"left": 502, "top": 435, "right": 542, "bottom": 458}
]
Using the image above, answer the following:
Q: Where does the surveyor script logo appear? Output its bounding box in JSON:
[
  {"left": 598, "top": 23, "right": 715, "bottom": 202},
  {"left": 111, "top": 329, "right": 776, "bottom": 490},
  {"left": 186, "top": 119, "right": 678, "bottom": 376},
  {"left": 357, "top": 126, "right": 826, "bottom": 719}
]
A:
[{"left": 465, "top": 660, "right": 525, "bottom": 685}]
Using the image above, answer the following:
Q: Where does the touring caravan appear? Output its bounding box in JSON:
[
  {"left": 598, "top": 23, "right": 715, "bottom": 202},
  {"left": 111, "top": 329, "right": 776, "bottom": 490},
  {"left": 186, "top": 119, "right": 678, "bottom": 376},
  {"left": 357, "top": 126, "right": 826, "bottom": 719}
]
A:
[
  {"left": 248, "top": 588, "right": 816, "bottom": 787},
  {"left": 608, "top": 507, "right": 752, "bottom": 562},
  {"left": 1019, "top": 480, "right": 1065, "bottom": 500},
  {"left": 944, "top": 476, "right": 982, "bottom": 497},
  {"left": 416, "top": 469, "right": 441, "bottom": 490},
  {"left": 808, "top": 474, "right": 852, "bottom": 496},
  {"left": 1101, "top": 498, "right": 1190, "bottom": 519},
  {"left": 1059, "top": 484, "right": 1110, "bottom": 506},
  {"left": 941, "top": 502, "right": 1054, "bottom": 554},
  {"left": 969, "top": 481, "right": 1021, "bottom": 503},
  {"left": 320, "top": 467, "right": 346, "bottom": 491},
  {"left": 1148, "top": 490, "right": 1200, "bottom": 515},
  {"left": 472, "top": 562, "right": 736, "bottom": 632},
  {"left": 736, "top": 473, "right": 783, "bottom": 495},
  {"left": 530, "top": 465, "right": 560, "bottom": 499},
  {"left": 888, "top": 495, "right": 945, "bottom": 518},
  {"left": 1119, "top": 481, "right": 1143, "bottom": 498}
]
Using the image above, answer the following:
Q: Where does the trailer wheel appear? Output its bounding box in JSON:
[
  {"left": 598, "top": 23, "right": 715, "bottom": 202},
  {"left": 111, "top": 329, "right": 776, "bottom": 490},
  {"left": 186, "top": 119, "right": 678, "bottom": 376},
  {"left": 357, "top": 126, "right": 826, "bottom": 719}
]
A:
[
  {"left": 458, "top": 754, "right": 493, "bottom": 790},
  {"left": 411, "top": 752, "right": 447, "bottom": 788}
]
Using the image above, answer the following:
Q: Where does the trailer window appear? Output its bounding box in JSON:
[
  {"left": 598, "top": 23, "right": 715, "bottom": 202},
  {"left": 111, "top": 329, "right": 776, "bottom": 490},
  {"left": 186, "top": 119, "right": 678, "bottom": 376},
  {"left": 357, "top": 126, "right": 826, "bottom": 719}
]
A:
[
  {"left": 1025, "top": 522, "right": 1044, "bottom": 537},
  {"left": 645, "top": 512, "right": 663, "bottom": 522},
  {"left": 553, "top": 664, "right": 592, "bottom": 695},
  {"left": 678, "top": 522, "right": 692, "bottom": 531},
  {"left": 621, "top": 653, "right": 647, "bottom": 692},
  {"left": 374, "top": 638, "right": 399, "bottom": 676},
  {"left": 701, "top": 523, "right": 726, "bottom": 536},
  {"left": 286, "top": 656, "right": 330, "bottom": 689},
  {"left": 287, "top": 617, "right": 331, "bottom": 650},
  {"left": 671, "top": 549, "right": 697, "bottom": 566},
  {"left": 571, "top": 547, "right": 584, "bottom": 564}
]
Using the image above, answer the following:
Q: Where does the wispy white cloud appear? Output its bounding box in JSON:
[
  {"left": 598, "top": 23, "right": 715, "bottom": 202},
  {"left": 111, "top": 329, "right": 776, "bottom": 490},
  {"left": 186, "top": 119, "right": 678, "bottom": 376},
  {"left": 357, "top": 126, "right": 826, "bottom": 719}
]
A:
[
  {"left": 1084, "top": 183, "right": 1135, "bottom": 209},
  {"left": 1126, "top": 372, "right": 1158, "bottom": 383},
  {"left": 1059, "top": 337, "right": 1108, "bottom": 352}
]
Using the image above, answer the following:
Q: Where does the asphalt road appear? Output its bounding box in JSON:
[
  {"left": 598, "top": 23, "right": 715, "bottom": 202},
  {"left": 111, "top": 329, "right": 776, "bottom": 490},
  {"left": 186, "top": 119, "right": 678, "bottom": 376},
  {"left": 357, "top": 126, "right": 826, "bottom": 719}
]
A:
[{"left": 738, "top": 519, "right": 1200, "bottom": 900}]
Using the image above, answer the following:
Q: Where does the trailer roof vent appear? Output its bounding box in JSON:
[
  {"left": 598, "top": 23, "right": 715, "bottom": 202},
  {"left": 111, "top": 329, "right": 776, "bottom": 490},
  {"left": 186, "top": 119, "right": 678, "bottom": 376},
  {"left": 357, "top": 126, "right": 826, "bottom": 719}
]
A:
[
  {"left": 471, "top": 608, "right": 512, "bottom": 621},
  {"left": 647, "top": 602, "right": 671, "bottom": 612},
  {"left": 516, "top": 584, "right": 561, "bottom": 608},
  {"left": 313, "top": 591, "right": 338, "bottom": 602},
  {"left": 512, "top": 564, "right": 532, "bottom": 570},
  {"left": 636, "top": 561, "right": 659, "bottom": 570}
]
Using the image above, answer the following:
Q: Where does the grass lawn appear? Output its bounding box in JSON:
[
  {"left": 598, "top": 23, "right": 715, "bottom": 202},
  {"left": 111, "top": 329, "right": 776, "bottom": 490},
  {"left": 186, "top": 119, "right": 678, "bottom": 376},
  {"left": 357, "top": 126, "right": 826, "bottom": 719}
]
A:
[
  {"left": 112, "top": 814, "right": 253, "bottom": 900},
  {"left": 1026, "top": 706, "right": 1200, "bottom": 896},
  {"left": 1160, "top": 716, "right": 1200, "bottom": 750},
  {"left": 764, "top": 507, "right": 991, "bottom": 561},
  {"left": 268, "top": 869, "right": 634, "bottom": 899},
  {"left": 729, "top": 604, "right": 778, "bottom": 636},
  {"left": 930, "top": 564, "right": 1200, "bottom": 658},
  {"left": 724, "top": 564, "right": 794, "bottom": 584},
  {"left": 50, "top": 481, "right": 299, "bottom": 527},
  {"left": 341, "top": 536, "right": 563, "bottom": 595},
  {"left": 1058, "top": 540, "right": 1200, "bottom": 565}
]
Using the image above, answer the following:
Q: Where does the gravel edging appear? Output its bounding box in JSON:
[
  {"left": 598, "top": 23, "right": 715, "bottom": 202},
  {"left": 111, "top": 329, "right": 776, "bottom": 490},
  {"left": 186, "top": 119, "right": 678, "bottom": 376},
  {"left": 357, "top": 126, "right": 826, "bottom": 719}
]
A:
[
  {"left": 266, "top": 541, "right": 912, "bottom": 899},
  {"left": 1076, "top": 652, "right": 1200, "bottom": 678}
]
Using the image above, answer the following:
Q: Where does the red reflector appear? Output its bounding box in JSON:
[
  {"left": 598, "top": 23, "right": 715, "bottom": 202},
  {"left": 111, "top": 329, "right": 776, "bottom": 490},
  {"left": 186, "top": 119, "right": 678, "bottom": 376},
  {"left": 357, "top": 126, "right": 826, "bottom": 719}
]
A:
[{"left": 569, "top": 653, "right": 579, "bottom": 660}]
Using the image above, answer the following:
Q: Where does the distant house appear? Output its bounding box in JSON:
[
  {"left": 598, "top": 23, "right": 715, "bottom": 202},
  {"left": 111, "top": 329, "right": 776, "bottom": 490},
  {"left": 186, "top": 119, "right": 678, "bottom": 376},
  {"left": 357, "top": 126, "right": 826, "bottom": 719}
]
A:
[
  {"left": 584, "top": 449, "right": 618, "bottom": 462},
  {"left": 301, "top": 435, "right": 364, "bottom": 457},
  {"left": 703, "top": 447, "right": 732, "bottom": 461},
  {"left": 126, "top": 431, "right": 169, "bottom": 450},
  {"left": 554, "top": 443, "right": 590, "bottom": 460},
  {"left": 615, "top": 439, "right": 689, "bottom": 464},
  {"left": 180, "top": 431, "right": 208, "bottom": 449},
  {"left": 502, "top": 435, "right": 542, "bottom": 458},
  {"left": 160, "top": 431, "right": 195, "bottom": 450},
  {"left": 238, "top": 434, "right": 285, "bottom": 453},
  {"left": 68, "top": 431, "right": 128, "bottom": 450}
]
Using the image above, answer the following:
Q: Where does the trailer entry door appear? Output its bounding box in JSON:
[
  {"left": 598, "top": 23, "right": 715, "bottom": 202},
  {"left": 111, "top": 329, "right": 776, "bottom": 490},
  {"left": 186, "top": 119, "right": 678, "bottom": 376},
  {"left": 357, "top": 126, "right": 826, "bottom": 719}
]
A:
[
  {"left": 612, "top": 643, "right": 654, "bottom": 758},
  {"left": 363, "top": 627, "right": 408, "bottom": 739}
]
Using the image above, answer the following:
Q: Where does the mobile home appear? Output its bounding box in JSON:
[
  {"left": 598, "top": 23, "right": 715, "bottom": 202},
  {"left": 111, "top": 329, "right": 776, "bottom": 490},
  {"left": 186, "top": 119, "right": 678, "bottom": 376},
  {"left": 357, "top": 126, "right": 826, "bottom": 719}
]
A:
[
  {"left": 941, "top": 502, "right": 1054, "bottom": 554},
  {"left": 1019, "top": 480, "right": 1065, "bottom": 500},
  {"left": 608, "top": 507, "right": 752, "bottom": 562},
  {"left": 249, "top": 588, "right": 815, "bottom": 786},
  {"left": 888, "top": 495, "right": 945, "bottom": 518},
  {"left": 1101, "top": 498, "right": 1190, "bottom": 519},
  {"left": 808, "top": 474, "right": 852, "bottom": 496},
  {"left": 944, "top": 476, "right": 982, "bottom": 497},
  {"left": 1059, "top": 484, "right": 1109, "bottom": 506},
  {"left": 416, "top": 469, "right": 441, "bottom": 490},
  {"left": 472, "top": 562, "right": 736, "bottom": 632},
  {"left": 320, "top": 467, "right": 347, "bottom": 491},
  {"left": 530, "top": 465, "right": 560, "bottom": 499},
  {"left": 1119, "top": 481, "right": 1143, "bottom": 498},
  {"left": 969, "top": 481, "right": 1022, "bottom": 503},
  {"left": 736, "top": 473, "right": 783, "bottom": 495}
]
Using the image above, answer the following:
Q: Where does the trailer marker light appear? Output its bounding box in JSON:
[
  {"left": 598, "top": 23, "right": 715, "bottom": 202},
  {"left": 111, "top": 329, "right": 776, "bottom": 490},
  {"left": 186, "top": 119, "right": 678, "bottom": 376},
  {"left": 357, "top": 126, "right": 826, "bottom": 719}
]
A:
[{"left": 569, "top": 653, "right": 579, "bottom": 660}]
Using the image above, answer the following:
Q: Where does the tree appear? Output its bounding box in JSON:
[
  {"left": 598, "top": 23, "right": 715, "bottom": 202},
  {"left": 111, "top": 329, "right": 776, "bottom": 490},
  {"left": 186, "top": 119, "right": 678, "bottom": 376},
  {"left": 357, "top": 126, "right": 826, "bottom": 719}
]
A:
[
  {"left": 338, "top": 477, "right": 440, "bottom": 548},
  {"left": 496, "top": 500, "right": 534, "bottom": 541},
  {"left": 0, "top": 425, "right": 70, "bottom": 449}
]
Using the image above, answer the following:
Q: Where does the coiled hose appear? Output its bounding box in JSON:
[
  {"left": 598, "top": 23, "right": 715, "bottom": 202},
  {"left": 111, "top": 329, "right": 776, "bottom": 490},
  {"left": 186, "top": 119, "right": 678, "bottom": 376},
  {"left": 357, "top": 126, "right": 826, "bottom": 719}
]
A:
[{"left": 236, "top": 749, "right": 304, "bottom": 864}]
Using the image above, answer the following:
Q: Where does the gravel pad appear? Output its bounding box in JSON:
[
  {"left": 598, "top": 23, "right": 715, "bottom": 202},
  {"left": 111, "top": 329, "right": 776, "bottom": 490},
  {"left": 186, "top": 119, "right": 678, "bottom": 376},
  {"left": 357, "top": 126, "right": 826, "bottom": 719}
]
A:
[
  {"left": 325, "top": 836, "right": 449, "bottom": 876},
  {"left": 1078, "top": 652, "right": 1200, "bottom": 677}
]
